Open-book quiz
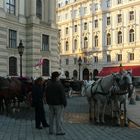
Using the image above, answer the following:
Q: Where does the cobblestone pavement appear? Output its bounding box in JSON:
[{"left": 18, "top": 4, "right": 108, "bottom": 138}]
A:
[{"left": 0, "top": 96, "right": 140, "bottom": 140}]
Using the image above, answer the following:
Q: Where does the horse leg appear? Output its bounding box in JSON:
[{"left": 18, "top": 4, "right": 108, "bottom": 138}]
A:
[
  {"left": 124, "top": 100, "right": 128, "bottom": 126},
  {"left": 89, "top": 101, "right": 92, "bottom": 121},
  {"left": 101, "top": 101, "right": 107, "bottom": 124},
  {"left": 0, "top": 97, "right": 4, "bottom": 113},
  {"left": 95, "top": 100, "right": 100, "bottom": 124}
]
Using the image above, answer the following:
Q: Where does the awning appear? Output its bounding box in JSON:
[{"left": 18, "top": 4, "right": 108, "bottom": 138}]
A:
[{"left": 98, "top": 65, "right": 140, "bottom": 77}]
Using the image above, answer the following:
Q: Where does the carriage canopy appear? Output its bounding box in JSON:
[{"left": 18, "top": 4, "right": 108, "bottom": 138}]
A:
[{"left": 98, "top": 65, "right": 140, "bottom": 77}]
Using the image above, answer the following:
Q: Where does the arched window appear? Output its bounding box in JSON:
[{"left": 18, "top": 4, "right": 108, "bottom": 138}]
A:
[
  {"left": 73, "top": 70, "right": 78, "bottom": 80},
  {"left": 42, "top": 59, "right": 49, "bottom": 76},
  {"left": 129, "top": 29, "right": 134, "bottom": 42},
  {"left": 74, "top": 39, "right": 77, "bottom": 50},
  {"left": 107, "top": 33, "right": 111, "bottom": 45},
  {"left": 36, "top": 0, "right": 42, "bottom": 19},
  {"left": 65, "top": 41, "right": 69, "bottom": 51},
  {"left": 118, "top": 31, "right": 122, "bottom": 44},
  {"left": 84, "top": 37, "right": 88, "bottom": 49},
  {"left": 95, "top": 35, "right": 98, "bottom": 47},
  {"left": 9, "top": 57, "right": 17, "bottom": 76}
]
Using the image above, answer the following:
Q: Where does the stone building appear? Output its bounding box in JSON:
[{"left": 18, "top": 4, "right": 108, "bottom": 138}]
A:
[
  {"left": 56, "top": 0, "right": 140, "bottom": 80},
  {"left": 0, "top": 0, "right": 59, "bottom": 78}
]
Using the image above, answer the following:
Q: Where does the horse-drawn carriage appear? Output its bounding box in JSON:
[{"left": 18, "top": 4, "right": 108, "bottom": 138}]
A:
[
  {"left": 60, "top": 79, "right": 83, "bottom": 97},
  {"left": 81, "top": 71, "right": 135, "bottom": 126}
]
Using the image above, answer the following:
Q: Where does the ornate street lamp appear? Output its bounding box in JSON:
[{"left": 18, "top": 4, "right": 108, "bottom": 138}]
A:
[
  {"left": 78, "top": 56, "right": 82, "bottom": 80},
  {"left": 18, "top": 40, "right": 24, "bottom": 77}
]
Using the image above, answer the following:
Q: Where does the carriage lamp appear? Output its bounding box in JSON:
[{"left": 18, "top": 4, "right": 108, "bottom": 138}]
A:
[
  {"left": 18, "top": 40, "right": 24, "bottom": 77},
  {"left": 78, "top": 56, "right": 82, "bottom": 80}
]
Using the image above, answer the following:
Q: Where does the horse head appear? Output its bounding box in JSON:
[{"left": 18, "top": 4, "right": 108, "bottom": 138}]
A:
[{"left": 113, "top": 71, "right": 133, "bottom": 97}]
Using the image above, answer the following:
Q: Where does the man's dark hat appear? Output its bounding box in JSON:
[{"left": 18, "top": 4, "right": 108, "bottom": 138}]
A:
[{"left": 51, "top": 71, "right": 60, "bottom": 79}]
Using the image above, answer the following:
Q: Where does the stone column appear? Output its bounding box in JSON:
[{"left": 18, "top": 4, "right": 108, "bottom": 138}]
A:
[
  {"left": 48, "top": 0, "right": 56, "bottom": 27},
  {"left": 0, "top": 0, "right": 5, "bottom": 18},
  {"left": 30, "top": 0, "right": 36, "bottom": 19},
  {"left": 18, "top": 0, "right": 26, "bottom": 23}
]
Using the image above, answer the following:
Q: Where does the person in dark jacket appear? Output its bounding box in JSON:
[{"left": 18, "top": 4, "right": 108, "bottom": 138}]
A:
[
  {"left": 32, "top": 77, "right": 49, "bottom": 129},
  {"left": 45, "top": 71, "right": 67, "bottom": 135}
]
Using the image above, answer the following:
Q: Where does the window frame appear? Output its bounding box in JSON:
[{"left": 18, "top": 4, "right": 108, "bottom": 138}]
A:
[
  {"left": 9, "top": 29, "right": 17, "bottom": 48},
  {"left": 42, "top": 34, "right": 49, "bottom": 51},
  {"left": 9, "top": 56, "right": 17, "bottom": 76},
  {"left": 118, "top": 31, "right": 122, "bottom": 44},
  {"left": 129, "top": 29, "right": 134, "bottom": 42},
  {"left": 42, "top": 59, "right": 50, "bottom": 76},
  {"left": 6, "top": 0, "right": 16, "bottom": 15}
]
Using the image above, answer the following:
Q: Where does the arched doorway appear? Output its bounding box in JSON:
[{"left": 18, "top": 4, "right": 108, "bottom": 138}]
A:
[
  {"left": 93, "top": 69, "right": 98, "bottom": 80},
  {"left": 83, "top": 68, "right": 89, "bottom": 80},
  {"left": 73, "top": 70, "right": 78, "bottom": 80}
]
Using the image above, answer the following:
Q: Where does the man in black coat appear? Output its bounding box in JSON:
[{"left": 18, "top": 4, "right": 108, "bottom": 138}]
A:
[
  {"left": 32, "top": 77, "right": 49, "bottom": 129},
  {"left": 45, "top": 71, "right": 67, "bottom": 135}
]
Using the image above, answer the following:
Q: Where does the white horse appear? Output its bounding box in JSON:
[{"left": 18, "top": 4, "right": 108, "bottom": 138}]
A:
[
  {"left": 110, "top": 71, "right": 133, "bottom": 126},
  {"left": 82, "top": 72, "right": 133, "bottom": 125}
]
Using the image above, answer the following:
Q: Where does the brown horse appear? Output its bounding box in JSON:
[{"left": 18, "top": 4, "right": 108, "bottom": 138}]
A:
[{"left": 0, "top": 77, "right": 22, "bottom": 114}]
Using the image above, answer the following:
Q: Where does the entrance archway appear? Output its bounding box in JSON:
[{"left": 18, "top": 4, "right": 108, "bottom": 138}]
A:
[
  {"left": 83, "top": 68, "right": 89, "bottom": 80},
  {"left": 73, "top": 70, "right": 78, "bottom": 80}
]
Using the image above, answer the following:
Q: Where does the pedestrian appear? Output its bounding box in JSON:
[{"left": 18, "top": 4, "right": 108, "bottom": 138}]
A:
[
  {"left": 32, "top": 77, "right": 49, "bottom": 129},
  {"left": 45, "top": 71, "right": 67, "bottom": 135}
]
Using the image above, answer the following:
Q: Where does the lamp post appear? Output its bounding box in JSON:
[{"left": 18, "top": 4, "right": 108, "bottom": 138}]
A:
[
  {"left": 78, "top": 56, "right": 82, "bottom": 80},
  {"left": 18, "top": 40, "right": 24, "bottom": 77}
]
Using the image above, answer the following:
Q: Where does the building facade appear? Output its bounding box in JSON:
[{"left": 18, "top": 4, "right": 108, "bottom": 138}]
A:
[
  {"left": 0, "top": 0, "right": 59, "bottom": 78},
  {"left": 56, "top": 0, "right": 140, "bottom": 80}
]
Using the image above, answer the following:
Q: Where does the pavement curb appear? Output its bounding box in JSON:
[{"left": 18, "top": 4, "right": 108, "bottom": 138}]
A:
[{"left": 128, "top": 118, "right": 140, "bottom": 128}]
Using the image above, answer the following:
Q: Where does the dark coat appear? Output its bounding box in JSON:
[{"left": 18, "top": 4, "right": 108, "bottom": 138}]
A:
[
  {"left": 32, "top": 84, "right": 44, "bottom": 106},
  {"left": 45, "top": 80, "right": 67, "bottom": 107}
]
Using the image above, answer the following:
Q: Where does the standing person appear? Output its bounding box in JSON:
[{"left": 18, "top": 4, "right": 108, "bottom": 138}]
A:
[
  {"left": 32, "top": 77, "right": 49, "bottom": 129},
  {"left": 45, "top": 71, "right": 67, "bottom": 135}
]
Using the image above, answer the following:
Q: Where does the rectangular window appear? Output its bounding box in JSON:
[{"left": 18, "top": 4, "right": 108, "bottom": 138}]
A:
[
  {"left": 95, "top": 3, "right": 98, "bottom": 11},
  {"left": 84, "top": 22, "right": 87, "bottom": 30},
  {"left": 6, "top": 0, "right": 16, "bottom": 15},
  {"left": 94, "top": 56, "right": 98, "bottom": 63},
  {"left": 65, "top": 13, "right": 68, "bottom": 19},
  {"left": 74, "top": 10, "right": 77, "bottom": 18},
  {"left": 66, "top": 27, "right": 69, "bottom": 34},
  {"left": 74, "top": 57, "right": 77, "bottom": 65},
  {"left": 107, "top": 0, "right": 110, "bottom": 7},
  {"left": 95, "top": 20, "right": 98, "bottom": 28},
  {"left": 107, "top": 55, "right": 111, "bottom": 62},
  {"left": 58, "top": 29, "right": 61, "bottom": 37},
  {"left": 84, "top": 7, "right": 87, "bottom": 15},
  {"left": 83, "top": 57, "right": 87, "bottom": 63},
  {"left": 107, "top": 17, "right": 110, "bottom": 25},
  {"left": 74, "top": 25, "right": 77, "bottom": 32},
  {"left": 66, "top": 58, "right": 69, "bottom": 65},
  {"left": 118, "top": 14, "right": 122, "bottom": 23},
  {"left": 42, "top": 34, "right": 49, "bottom": 51},
  {"left": 9, "top": 29, "right": 17, "bottom": 48},
  {"left": 129, "top": 53, "right": 134, "bottom": 61},
  {"left": 118, "top": 0, "right": 122, "bottom": 4},
  {"left": 117, "top": 54, "right": 122, "bottom": 61},
  {"left": 129, "top": 11, "right": 134, "bottom": 21}
]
